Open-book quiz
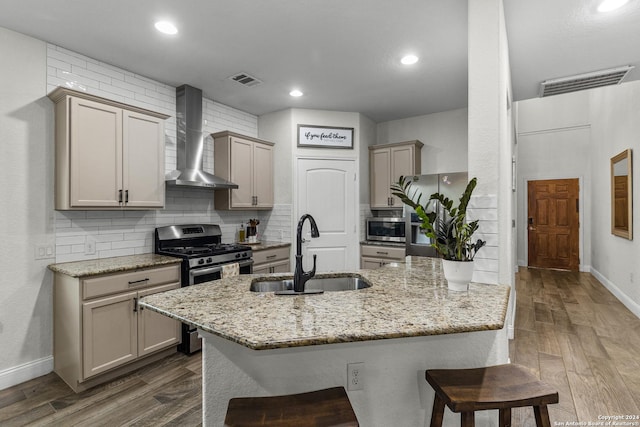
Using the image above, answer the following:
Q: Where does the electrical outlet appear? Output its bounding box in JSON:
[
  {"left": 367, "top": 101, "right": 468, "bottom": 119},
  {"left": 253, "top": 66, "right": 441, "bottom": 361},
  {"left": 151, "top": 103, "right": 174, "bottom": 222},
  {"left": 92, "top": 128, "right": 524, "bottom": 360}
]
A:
[
  {"left": 35, "top": 243, "right": 55, "bottom": 260},
  {"left": 85, "top": 236, "right": 96, "bottom": 255},
  {"left": 347, "top": 362, "right": 364, "bottom": 391}
]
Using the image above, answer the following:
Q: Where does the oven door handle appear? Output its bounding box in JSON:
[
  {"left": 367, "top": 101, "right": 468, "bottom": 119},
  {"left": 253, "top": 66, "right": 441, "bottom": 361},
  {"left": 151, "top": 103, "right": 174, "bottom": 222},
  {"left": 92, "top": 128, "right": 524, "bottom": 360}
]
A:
[
  {"left": 189, "top": 265, "right": 223, "bottom": 278},
  {"left": 189, "top": 259, "right": 254, "bottom": 279}
]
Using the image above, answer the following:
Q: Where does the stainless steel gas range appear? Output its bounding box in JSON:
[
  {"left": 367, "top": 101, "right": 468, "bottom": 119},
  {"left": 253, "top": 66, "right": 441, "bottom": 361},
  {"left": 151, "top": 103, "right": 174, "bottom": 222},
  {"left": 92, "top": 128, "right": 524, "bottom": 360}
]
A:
[{"left": 154, "top": 224, "right": 253, "bottom": 353}]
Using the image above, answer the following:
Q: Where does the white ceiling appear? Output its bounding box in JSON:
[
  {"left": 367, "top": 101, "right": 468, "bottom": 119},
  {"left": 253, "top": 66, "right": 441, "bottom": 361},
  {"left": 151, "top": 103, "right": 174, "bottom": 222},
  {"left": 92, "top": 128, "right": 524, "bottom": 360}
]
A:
[{"left": 0, "top": 0, "right": 638, "bottom": 122}]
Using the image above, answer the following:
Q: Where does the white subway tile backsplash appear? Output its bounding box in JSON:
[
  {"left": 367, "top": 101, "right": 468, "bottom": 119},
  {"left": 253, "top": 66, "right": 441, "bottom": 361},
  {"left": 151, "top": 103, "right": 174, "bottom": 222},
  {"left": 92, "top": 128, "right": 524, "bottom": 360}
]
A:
[
  {"left": 112, "top": 240, "right": 146, "bottom": 250},
  {"left": 99, "top": 248, "right": 135, "bottom": 258},
  {"left": 71, "top": 65, "right": 112, "bottom": 84},
  {"left": 48, "top": 48, "right": 87, "bottom": 68},
  {"left": 86, "top": 61, "right": 126, "bottom": 80},
  {"left": 56, "top": 235, "right": 87, "bottom": 246},
  {"left": 95, "top": 234, "right": 124, "bottom": 242},
  {"left": 124, "top": 74, "right": 159, "bottom": 91}
]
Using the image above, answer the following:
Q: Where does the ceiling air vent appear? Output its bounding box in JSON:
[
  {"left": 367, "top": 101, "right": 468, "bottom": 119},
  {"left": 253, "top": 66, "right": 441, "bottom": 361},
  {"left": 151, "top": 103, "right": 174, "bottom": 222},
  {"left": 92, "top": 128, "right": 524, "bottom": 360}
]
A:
[
  {"left": 539, "top": 65, "right": 634, "bottom": 97},
  {"left": 228, "top": 72, "right": 263, "bottom": 87}
]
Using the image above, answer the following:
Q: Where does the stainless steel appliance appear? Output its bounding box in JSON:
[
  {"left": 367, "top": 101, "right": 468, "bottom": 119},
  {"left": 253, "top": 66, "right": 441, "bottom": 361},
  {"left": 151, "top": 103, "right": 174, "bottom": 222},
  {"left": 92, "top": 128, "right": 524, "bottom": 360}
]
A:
[
  {"left": 154, "top": 224, "right": 253, "bottom": 353},
  {"left": 404, "top": 172, "right": 468, "bottom": 257},
  {"left": 365, "top": 217, "right": 406, "bottom": 243}
]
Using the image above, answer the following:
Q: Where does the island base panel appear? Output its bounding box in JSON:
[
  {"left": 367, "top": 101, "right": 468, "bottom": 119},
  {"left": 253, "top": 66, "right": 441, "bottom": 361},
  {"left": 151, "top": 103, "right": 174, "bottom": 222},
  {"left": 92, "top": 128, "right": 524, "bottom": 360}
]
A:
[{"left": 200, "top": 329, "right": 509, "bottom": 427}]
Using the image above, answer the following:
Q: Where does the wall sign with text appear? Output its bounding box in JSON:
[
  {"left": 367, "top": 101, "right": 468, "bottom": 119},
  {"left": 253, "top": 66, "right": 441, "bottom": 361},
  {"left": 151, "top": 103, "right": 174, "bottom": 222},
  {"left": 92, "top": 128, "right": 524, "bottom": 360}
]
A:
[{"left": 297, "top": 125, "right": 354, "bottom": 149}]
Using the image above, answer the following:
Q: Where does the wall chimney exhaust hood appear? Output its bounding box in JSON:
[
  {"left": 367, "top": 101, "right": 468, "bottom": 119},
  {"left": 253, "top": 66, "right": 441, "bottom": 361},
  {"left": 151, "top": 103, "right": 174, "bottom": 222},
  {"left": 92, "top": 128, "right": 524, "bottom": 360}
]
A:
[{"left": 165, "top": 85, "right": 238, "bottom": 189}]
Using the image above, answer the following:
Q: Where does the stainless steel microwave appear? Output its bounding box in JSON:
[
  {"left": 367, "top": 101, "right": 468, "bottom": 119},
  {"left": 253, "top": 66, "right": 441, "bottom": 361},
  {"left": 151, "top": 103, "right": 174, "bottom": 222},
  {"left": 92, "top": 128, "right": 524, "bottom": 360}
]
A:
[{"left": 365, "top": 217, "right": 406, "bottom": 242}]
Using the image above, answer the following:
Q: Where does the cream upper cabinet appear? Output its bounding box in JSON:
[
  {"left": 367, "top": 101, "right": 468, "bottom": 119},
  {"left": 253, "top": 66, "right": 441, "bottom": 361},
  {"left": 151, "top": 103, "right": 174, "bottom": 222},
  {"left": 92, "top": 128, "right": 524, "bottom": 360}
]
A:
[
  {"left": 48, "top": 87, "right": 169, "bottom": 210},
  {"left": 369, "top": 140, "right": 423, "bottom": 209},
  {"left": 213, "top": 131, "right": 274, "bottom": 210}
]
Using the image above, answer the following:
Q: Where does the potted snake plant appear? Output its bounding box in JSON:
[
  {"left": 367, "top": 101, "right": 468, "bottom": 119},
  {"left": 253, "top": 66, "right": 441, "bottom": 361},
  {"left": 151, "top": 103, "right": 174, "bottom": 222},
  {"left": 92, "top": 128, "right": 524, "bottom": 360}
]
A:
[{"left": 391, "top": 176, "right": 486, "bottom": 291}]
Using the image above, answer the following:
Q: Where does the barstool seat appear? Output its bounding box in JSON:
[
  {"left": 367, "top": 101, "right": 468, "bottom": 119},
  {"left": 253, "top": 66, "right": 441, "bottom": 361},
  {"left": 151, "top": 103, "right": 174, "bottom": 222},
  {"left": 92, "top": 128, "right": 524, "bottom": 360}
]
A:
[
  {"left": 224, "top": 386, "right": 359, "bottom": 426},
  {"left": 425, "top": 364, "right": 559, "bottom": 427}
]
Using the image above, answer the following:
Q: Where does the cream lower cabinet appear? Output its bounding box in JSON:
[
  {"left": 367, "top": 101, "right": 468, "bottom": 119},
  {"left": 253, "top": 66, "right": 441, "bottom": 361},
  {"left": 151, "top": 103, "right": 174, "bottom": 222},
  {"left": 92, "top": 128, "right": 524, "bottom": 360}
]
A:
[
  {"left": 360, "top": 244, "right": 406, "bottom": 269},
  {"left": 213, "top": 131, "right": 274, "bottom": 210},
  {"left": 54, "top": 264, "right": 181, "bottom": 392},
  {"left": 253, "top": 246, "right": 291, "bottom": 274},
  {"left": 48, "top": 87, "right": 169, "bottom": 210},
  {"left": 369, "top": 140, "right": 423, "bottom": 209}
]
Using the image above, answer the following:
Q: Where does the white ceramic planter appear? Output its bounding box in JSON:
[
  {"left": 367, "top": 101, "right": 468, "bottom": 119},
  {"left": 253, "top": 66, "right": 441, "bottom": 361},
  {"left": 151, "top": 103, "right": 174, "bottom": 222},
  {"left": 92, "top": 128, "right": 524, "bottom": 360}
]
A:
[{"left": 441, "top": 259, "right": 474, "bottom": 291}]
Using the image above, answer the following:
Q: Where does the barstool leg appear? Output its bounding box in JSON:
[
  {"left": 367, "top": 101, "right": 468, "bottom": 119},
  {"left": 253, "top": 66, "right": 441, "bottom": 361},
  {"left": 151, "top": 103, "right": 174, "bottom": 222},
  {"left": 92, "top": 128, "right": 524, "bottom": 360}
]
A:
[
  {"left": 430, "top": 394, "right": 446, "bottom": 427},
  {"left": 461, "top": 411, "right": 475, "bottom": 427},
  {"left": 534, "top": 405, "right": 552, "bottom": 427},
  {"left": 499, "top": 408, "right": 511, "bottom": 427}
]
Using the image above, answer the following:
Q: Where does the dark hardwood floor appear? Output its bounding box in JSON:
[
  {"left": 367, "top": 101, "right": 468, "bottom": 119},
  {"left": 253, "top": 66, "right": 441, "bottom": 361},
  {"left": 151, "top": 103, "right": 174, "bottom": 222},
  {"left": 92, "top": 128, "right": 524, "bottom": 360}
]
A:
[{"left": 1, "top": 267, "right": 639, "bottom": 426}]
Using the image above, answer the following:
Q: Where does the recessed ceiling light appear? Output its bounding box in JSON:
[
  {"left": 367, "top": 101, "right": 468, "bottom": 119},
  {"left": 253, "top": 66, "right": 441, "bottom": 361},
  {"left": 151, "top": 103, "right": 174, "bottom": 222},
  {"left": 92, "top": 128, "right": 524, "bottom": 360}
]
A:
[
  {"left": 154, "top": 21, "right": 178, "bottom": 35},
  {"left": 597, "top": 0, "right": 629, "bottom": 12},
  {"left": 289, "top": 89, "right": 303, "bottom": 97},
  {"left": 401, "top": 55, "right": 419, "bottom": 65}
]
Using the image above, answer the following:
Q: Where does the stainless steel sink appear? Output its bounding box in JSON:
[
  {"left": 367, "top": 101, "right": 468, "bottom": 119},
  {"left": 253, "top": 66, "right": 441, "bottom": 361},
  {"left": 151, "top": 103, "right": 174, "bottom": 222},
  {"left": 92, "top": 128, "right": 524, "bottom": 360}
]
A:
[{"left": 250, "top": 276, "right": 371, "bottom": 292}]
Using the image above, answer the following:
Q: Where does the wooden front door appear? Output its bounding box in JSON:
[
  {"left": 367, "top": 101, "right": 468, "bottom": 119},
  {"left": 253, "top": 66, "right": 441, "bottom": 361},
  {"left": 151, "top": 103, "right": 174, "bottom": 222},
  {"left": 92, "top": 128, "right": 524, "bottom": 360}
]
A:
[{"left": 527, "top": 179, "right": 579, "bottom": 270}]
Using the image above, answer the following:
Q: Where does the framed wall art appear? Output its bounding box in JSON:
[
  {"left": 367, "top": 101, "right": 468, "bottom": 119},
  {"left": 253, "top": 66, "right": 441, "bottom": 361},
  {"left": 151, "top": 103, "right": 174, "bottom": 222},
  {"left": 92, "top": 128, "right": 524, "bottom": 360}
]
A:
[{"left": 297, "top": 124, "right": 354, "bottom": 149}]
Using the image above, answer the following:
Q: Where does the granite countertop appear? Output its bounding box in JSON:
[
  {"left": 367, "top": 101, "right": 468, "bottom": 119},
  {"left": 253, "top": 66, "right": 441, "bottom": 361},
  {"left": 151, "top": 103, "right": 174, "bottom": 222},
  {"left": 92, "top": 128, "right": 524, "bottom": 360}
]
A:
[
  {"left": 48, "top": 254, "right": 182, "bottom": 277},
  {"left": 244, "top": 241, "right": 291, "bottom": 251},
  {"left": 140, "top": 256, "right": 510, "bottom": 350}
]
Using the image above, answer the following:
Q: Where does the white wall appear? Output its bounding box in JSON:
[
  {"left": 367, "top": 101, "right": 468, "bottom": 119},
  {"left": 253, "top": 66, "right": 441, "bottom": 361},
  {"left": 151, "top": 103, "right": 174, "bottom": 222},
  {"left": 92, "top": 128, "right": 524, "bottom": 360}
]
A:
[
  {"left": 515, "top": 91, "right": 591, "bottom": 271},
  {"left": 589, "top": 80, "right": 640, "bottom": 316},
  {"left": 467, "top": 0, "right": 514, "bottom": 287},
  {"left": 0, "top": 27, "right": 54, "bottom": 388},
  {"left": 376, "top": 108, "right": 468, "bottom": 174}
]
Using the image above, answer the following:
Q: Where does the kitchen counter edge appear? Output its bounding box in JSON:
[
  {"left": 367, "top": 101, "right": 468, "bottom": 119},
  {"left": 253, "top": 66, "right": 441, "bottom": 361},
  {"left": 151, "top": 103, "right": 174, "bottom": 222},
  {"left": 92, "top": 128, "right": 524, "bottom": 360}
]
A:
[
  {"left": 48, "top": 254, "right": 182, "bottom": 278},
  {"left": 246, "top": 241, "right": 291, "bottom": 251}
]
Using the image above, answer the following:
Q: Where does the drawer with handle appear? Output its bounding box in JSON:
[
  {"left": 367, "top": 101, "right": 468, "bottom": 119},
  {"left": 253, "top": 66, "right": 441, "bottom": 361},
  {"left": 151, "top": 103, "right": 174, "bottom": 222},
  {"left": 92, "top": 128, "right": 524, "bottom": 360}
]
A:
[
  {"left": 360, "top": 244, "right": 405, "bottom": 261},
  {"left": 252, "top": 246, "right": 290, "bottom": 266},
  {"left": 82, "top": 264, "right": 180, "bottom": 300}
]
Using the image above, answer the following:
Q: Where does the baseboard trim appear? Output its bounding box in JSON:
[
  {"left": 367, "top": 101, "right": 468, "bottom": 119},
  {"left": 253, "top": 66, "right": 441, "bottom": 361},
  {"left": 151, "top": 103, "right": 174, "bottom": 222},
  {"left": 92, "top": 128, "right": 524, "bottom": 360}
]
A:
[
  {"left": 591, "top": 268, "right": 640, "bottom": 319},
  {"left": 0, "top": 356, "right": 53, "bottom": 391}
]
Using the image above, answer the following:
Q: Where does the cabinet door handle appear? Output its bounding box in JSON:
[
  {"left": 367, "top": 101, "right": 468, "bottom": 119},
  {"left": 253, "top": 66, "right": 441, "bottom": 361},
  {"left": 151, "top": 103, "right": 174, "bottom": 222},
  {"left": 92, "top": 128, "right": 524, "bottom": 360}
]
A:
[
  {"left": 119, "top": 189, "right": 123, "bottom": 203},
  {"left": 133, "top": 297, "right": 138, "bottom": 313},
  {"left": 128, "top": 278, "right": 150, "bottom": 287},
  {"left": 376, "top": 251, "right": 389, "bottom": 255},
  {"left": 125, "top": 190, "right": 129, "bottom": 204},
  {"left": 266, "top": 254, "right": 277, "bottom": 259}
]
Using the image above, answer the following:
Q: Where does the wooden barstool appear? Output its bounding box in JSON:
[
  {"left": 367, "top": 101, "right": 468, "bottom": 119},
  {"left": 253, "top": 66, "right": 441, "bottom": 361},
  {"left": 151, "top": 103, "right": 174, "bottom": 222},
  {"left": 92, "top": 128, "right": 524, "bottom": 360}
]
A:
[
  {"left": 425, "top": 364, "right": 558, "bottom": 427},
  {"left": 224, "top": 386, "right": 359, "bottom": 426}
]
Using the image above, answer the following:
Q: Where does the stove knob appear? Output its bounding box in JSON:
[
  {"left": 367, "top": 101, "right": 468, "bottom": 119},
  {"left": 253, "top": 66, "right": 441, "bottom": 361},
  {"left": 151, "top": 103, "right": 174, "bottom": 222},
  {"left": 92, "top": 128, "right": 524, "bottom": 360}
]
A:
[
  {"left": 198, "top": 259, "right": 204, "bottom": 265},
  {"left": 235, "top": 253, "right": 241, "bottom": 259},
  {"left": 207, "top": 258, "right": 212, "bottom": 263},
  {"left": 242, "top": 253, "right": 247, "bottom": 257}
]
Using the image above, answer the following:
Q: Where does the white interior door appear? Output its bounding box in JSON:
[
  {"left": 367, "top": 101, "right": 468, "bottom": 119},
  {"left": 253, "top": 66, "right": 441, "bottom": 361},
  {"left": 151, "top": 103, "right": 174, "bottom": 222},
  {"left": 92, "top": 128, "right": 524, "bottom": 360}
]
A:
[{"left": 296, "top": 158, "right": 358, "bottom": 272}]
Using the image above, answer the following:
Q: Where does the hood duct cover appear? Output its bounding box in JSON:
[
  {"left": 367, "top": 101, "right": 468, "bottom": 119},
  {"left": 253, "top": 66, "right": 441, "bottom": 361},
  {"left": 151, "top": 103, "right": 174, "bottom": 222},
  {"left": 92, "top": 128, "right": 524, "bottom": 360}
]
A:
[{"left": 165, "top": 85, "right": 238, "bottom": 189}]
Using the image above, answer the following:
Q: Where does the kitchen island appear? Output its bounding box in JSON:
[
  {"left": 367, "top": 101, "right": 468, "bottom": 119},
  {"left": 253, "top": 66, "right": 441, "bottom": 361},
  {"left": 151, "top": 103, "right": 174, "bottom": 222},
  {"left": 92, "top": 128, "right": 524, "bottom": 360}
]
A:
[{"left": 140, "top": 256, "right": 511, "bottom": 427}]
